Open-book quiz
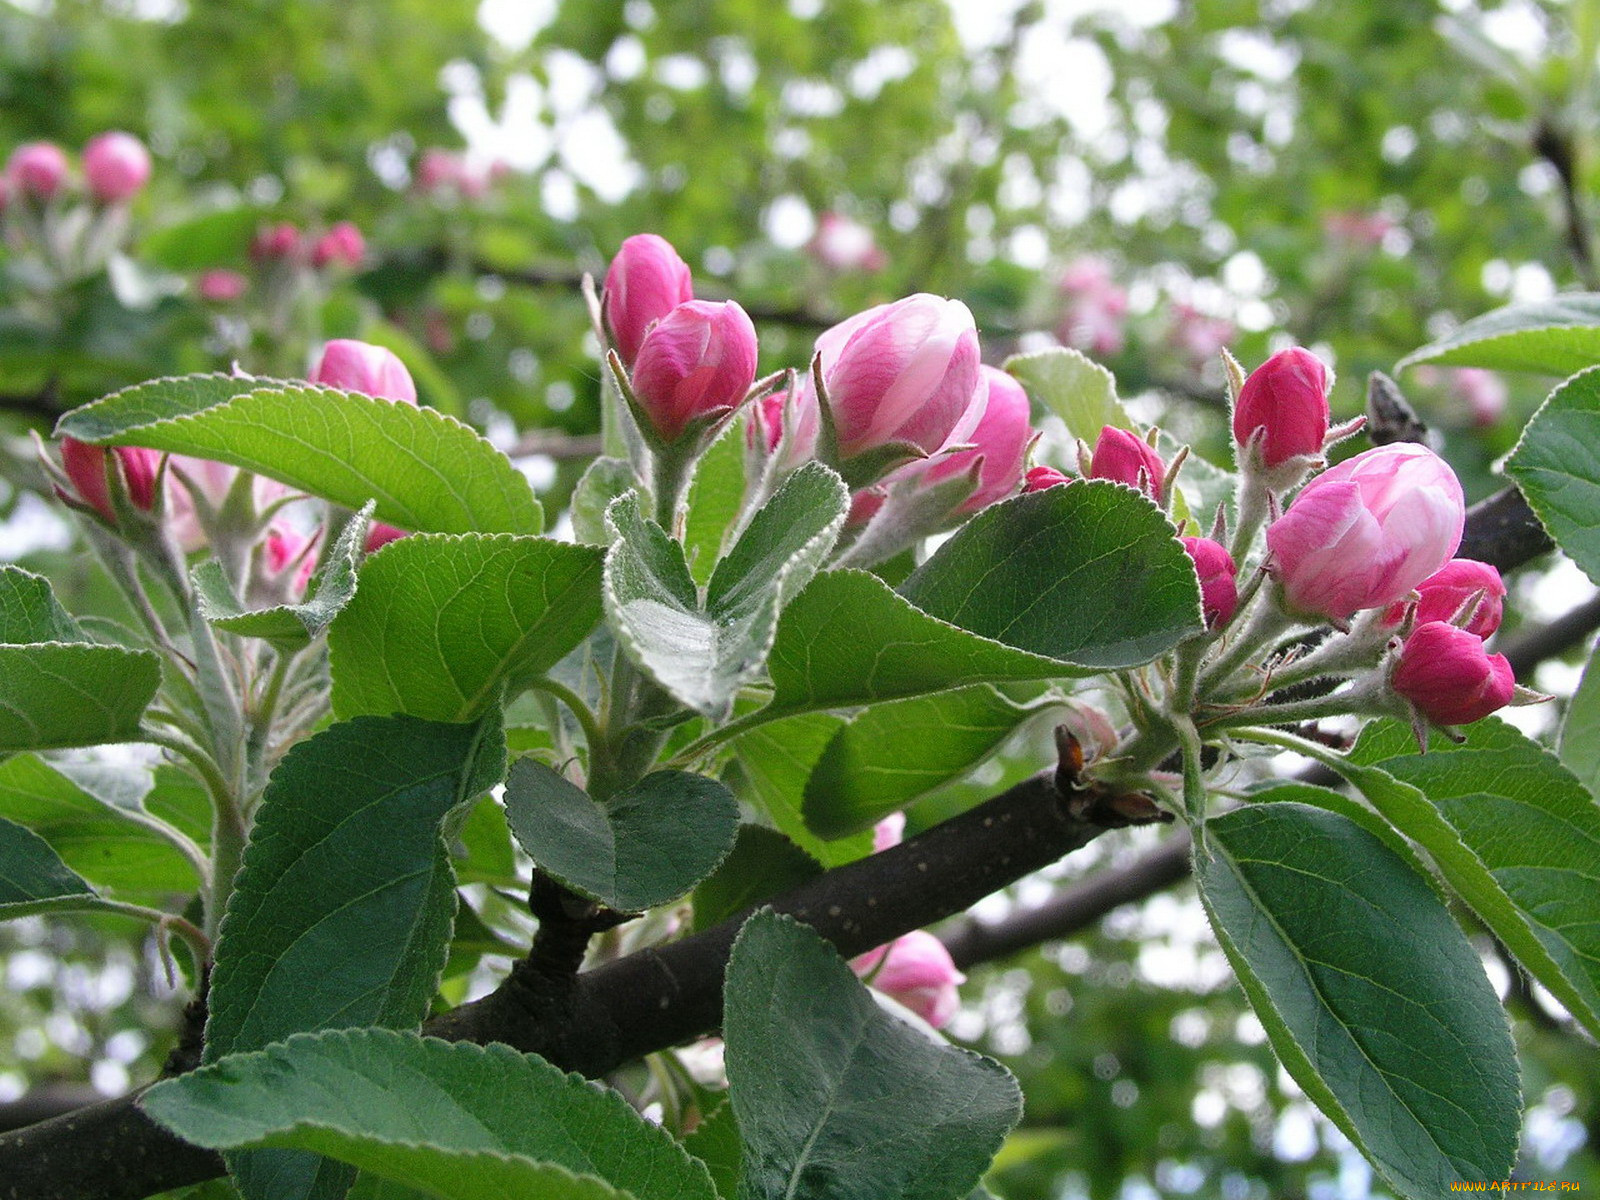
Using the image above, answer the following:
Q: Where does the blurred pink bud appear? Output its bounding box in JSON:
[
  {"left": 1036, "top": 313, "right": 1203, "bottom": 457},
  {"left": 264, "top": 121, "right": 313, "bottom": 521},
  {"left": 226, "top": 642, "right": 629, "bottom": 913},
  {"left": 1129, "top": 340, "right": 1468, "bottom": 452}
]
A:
[
  {"left": 1024, "top": 464, "right": 1071, "bottom": 492},
  {"left": 311, "top": 339, "right": 418, "bottom": 404},
  {"left": 250, "top": 222, "right": 302, "bottom": 264},
  {"left": 1266, "top": 443, "right": 1465, "bottom": 622},
  {"left": 1057, "top": 257, "right": 1127, "bottom": 357},
  {"left": 807, "top": 294, "right": 981, "bottom": 461},
  {"left": 364, "top": 522, "right": 408, "bottom": 553},
  {"left": 82, "top": 132, "right": 151, "bottom": 203},
  {"left": 1323, "top": 209, "right": 1394, "bottom": 248},
  {"left": 808, "top": 211, "right": 886, "bottom": 273},
  {"left": 630, "top": 300, "right": 758, "bottom": 443},
  {"left": 196, "top": 269, "right": 248, "bottom": 302},
  {"left": 604, "top": 234, "right": 695, "bottom": 366},
  {"left": 1058, "top": 256, "right": 1116, "bottom": 296},
  {"left": 415, "top": 148, "right": 461, "bottom": 193},
  {"left": 1168, "top": 303, "right": 1235, "bottom": 366},
  {"left": 1392, "top": 621, "right": 1514, "bottom": 726},
  {"left": 8, "top": 141, "right": 69, "bottom": 200},
  {"left": 1182, "top": 537, "right": 1239, "bottom": 629},
  {"left": 923, "top": 366, "right": 1033, "bottom": 511},
  {"left": 265, "top": 524, "right": 318, "bottom": 595},
  {"left": 1453, "top": 368, "right": 1507, "bottom": 429},
  {"left": 0, "top": 174, "right": 11, "bottom": 213},
  {"left": 851, "top": 931, "right": 965, "bottom": 1029},
  {"left": 1089, "top": 426, "right": 1164, "bottom": 502},
  {"left": 1233, "top": 347, "right": 1331, "bottom": 469},
  {"left": 873, "top": 813, "right": 905, "bottom": 853},
  {"left": 60, "top": 438, "right": 160, "bottom": 522},
  {"left": 1385, "top": 558, "right": 1505, "bottom": 638},
  {"left": 310, "top": 221, "right": 365, "bottom": 270}
]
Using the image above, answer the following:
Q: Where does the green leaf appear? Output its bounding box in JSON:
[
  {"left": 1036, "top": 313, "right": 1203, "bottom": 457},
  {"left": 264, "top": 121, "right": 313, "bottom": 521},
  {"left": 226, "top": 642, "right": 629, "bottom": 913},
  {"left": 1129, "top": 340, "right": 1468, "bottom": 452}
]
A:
[
  {"left": 57, "top": 376, "right": 542, "bottom": 535},
  {"left": 803, "top": 685, "right": 1052, "bottom": 839},
  {"left": 1003, "top": 347, "right": 1130, "bottom": 440},
  {"left": 900, "top": 483, "right": 1202, "bottom": 668},
  {"left": 142, "top": 1028, "right": 716, "bottom": 1200},
  {"left": 194, "top": 504, "right": 372, "bottom": 651},
  {"left": 1398, "top": 294, "right": 1600, "bottom": 374},
  {"left": 681, "top": 1101, "right": 740, "bottom": 1200},
  {"left": 0, "top": 754, "right": 201, "bottom": 897},
  {"left": 684, "top": 416, "right": 749, "bottom": 586},
  {"left": 692, "top": 825, "right": 823, "bottom": 932},
  {"left": 571, "top": 457, "right": 637, "bottom": 546},
  {"left": 0, "top": 815, "right": 98, "bottom": 919},
  {"left": 0, "top": 566, "right": 84, "bottom": 643},
  {"left": 1346, "top": 718, "right": 1600, "bottom": 1040},
  {"left": 501, "top": 758, "right": 738, "bottom": 911},
  {"left": 1243, "top": 782, "right": 1443, "bottom": 898},
  {"left": 730, "top": 714, "right": 873, "bottom": 867},
  {"left": 141, "top": 208, "right": 260, "bottom": 271},
  {"left": 1559, "top": 637, "right": 1600, "bottom": 794},
  {"left": 725, "top": 911, "right": 1021, "bottom": 1200},
  {"left": 328, "top": 533, "right": 603, "bottom": 722},
  {"left": 605, "top": 465, "right": 847, "bottom": 718},
  {"left": 1506, "top": 366, "right": 1600, "bottom": 581},
  {"left": 1195, "top": 802, "right": 1519, "bottom": 1199},
  {"left": 0, "top": 644, "right": 161, "bottom": 752},
  {"left": 206, "top": 715, "right": 505, "bottom": 1200}
]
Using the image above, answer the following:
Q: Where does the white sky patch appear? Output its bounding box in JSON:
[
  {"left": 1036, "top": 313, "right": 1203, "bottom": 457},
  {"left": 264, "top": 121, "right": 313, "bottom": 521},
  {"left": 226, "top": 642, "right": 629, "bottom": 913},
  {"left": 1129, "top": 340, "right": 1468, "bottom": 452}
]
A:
[
  {"left": 764, "top": 193, "right": 815, "bottom": 249},
  {"left": 478, "top": 0, "right": 556, "bottom": 53}
]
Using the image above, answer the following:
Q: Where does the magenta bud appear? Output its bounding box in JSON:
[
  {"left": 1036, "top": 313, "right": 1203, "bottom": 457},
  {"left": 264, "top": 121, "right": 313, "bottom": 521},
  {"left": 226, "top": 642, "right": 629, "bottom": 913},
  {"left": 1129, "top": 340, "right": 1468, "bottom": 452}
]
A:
[
  {"left": 923, "top": 366, "right": 1033, "bottom": 512},
  {"left": 310, "top": 221, "right": 365, "bottom": 269},
  {"left": 364, "top": 522, "right": 408, "bottom": 553},
  {"left": 1089, "top": 426, "right": 1164, "bottom": 502},
  {"left": 604, "top": 234, "right": 695, "bottom": 367},
  {"left": 1233, "top": 347, "right": 1331, "bottom": 468},
  {"left": 1453, "top": 368, "right": 1507, "bottom": 429},
  {"left": 1392, "top": 621, "right": 1514, "bottom": 727},
  {"left": 196, "top": 269, "right": 248, "bottom": 302},
  {"left": 60, "top": 438, "right": 160, "bottom": 522},
  {"left": 415, "top": 148, "right": 460, "bottom": 193},
  {"left": 250, "top": 222, "right": 302, "bottom": 263},
  {"left": 1386, "top": 558, "right": 1506, "bottom": 637},
  {"left": 1024, "top": 464, "right": 1071, "bottom": 492},
  {"left": 265, "top": 524, "right": 319, "bottom": 595},
  {"left": 1181, "top": 536, "right": 1239, "bottom": 629},
  {"left": 1266, "top": 443, "right": 1464, "bottom": 622},
  {"left": 82, "top": 132, "right": 151, "bottom": 203},
  {"left": 8, "top": 141, "right": 69, "bottom": 200},
  {"left": 851, "top": 930, "right": 965, "bottom": 1029},
  {"left": 630, "top": 299, "right": 758, "bottom": 443},
  {"left": 311, "top": 339, "right": 418, "bottom": 405}
]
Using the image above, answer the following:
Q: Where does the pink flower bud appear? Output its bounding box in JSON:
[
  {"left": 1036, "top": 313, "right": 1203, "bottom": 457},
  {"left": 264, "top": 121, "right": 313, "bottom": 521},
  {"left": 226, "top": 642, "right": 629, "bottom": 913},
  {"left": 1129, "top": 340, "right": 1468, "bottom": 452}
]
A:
[
  {"left": 196, "top": 270, "right": 248, "bottom": 302},
  {"left": 1057, "top": 258, "right": 1127, "bottom": 357},
  {"left": 1453, "top": 368, "right": 1507, "bottom": 429},
  {"left": 806, "top": 294, "right": 981, "bottom": 461},
  {"left": 1266, "top": 443, "right": 1465, "bottom": 622},
  {"left": 845, "top": 487, "right": 886, "bottom": 528},
  {"left": 1089, "top": 426, "right": 1164, "bottom": 502},
  {"left": 311, "top": 339, "right": 418, "bottom": 405},
  {"left": 1233, "top": 347, "right": 1331, "bottom": 469},
  {"left": 1169, "top": 303, "right": 1235, "bottom": 367},
  {"left": 1182, "top": 537, "right": 1239, "bottom": 628},
  {"left": 851, "top": 930, "right": 965, "bottom": 1029},
  {"left": 250, "top": 222, "right": 302, "bottom": 263},
  {"left": 873, "top": 813, "right": 905, "bottom": 853},
  {"left": 60, "top": 438, "right": 160, "bottom": 522},
  {"left": 415, "top": 148, "right": 461, "bottom": 193},
  {"left": 364, "top": 522, "right": 408, "bottom": 553},
  {"left": 604, "top": 234, "right": 695, "bottom": 366},
  {"left": 1024, "top": 464, "right": 1071, "bottom": 492},
  {"left": 265, "top": 524, "right": 318, "bottom": 595},
  {"left": 630, "top": 299, "right": 758, "bottom": 443},
  {"left": 808, "top": 211, "right": 886, "bottom": 273},
  {"left": 922, "top": 366, "right": 1033, "bottom": 512},
  {"left": 1392, "top": 621, "right": 1514, "bottom": 727},
  {"left": 8, "top": 142, "right": 69, "bottom": 200},
  {"left": 82, "top": 132, "right": 151, "bottom": 203},
  {"left": 310, "top": 221, "right": 365, "bottom": 269},
  {"left": 1385, "top": 558, "right": 1505, "bottom": 637}
]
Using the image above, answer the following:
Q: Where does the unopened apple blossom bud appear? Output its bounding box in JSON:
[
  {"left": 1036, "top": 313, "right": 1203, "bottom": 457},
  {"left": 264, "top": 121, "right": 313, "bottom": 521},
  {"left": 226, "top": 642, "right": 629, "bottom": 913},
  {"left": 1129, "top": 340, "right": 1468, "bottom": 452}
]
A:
[
  {"left": 364, "top": 522, "right": 408, "bottom": 553},
  {"left": 1266, "top": 443, "right": 1464, "bottom": 622},
  {"left": 196, "top": 269, "right": 248, "bottom": 302},
  {"left": 603, "top": 234, "right": 695, "bottom": 366},
  {"left": 1089, "top": 426, "right": 1164, "bottom": 502},
  {"left": 265, "top": 524, "right": 318, "bottom": 595},
  {"left": 1391, "top": 620, "right": 1514, "bottom": 727},
  {"left": 311, "top": 339, "right": 418, "bottom": 405},
  {"left": 1385, "top": 558, "right": 1505, "bottom": 637},
  {"left": 1182, "top": 536, "right": 1239, "bottom": 629},
  {"left": 59, "top": 438, "right": 160, "bottom": 522},
  {"left": 922, "top": 366, "right": 1033, "bottom": 512},
  {"left": 8, "top": 141, "right": 69, "bottom": 200},
  {"left": 1233, "top": 347, "right": 1330, "bottom": 469},
  {"left": 1024, "top": 464, "right": 1071, "bottom": 492},
  {"left": 310, "top": 221, "right": 365, "bottom": 269},
  {"left": 630, "top": 299, "right": 758, "bottom": 443},
  {"left": 250, "top": 222, "right": 302, "bottom": 264},
  {"left": 852, "top": 930, "right": 965, "bottom": 1029},
  {"left": 1453, "top": 368, "right": 1507, "bottom": 429},
  {"left": 872, "top": 813, "right": 906, "bottom": 853},
  {"left": 805, "top": 294, "right": 981, "bottom": 464},
  {"left": 808, "top": 211, "right": 886, "bottom": 272},
  {"left": 82, "top": 132, "right": 151, "bottom": 203}
]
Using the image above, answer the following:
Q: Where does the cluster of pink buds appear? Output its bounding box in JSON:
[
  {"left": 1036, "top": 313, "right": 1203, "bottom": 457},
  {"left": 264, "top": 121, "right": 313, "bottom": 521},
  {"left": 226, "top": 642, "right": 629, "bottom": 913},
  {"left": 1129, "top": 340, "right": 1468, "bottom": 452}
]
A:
[
  {"left": 247, "top": 221, "right": 365, "bottom": 272},
  {"left": 1056, "top": 256, "right": 1128, "bottom": 358},
  {"left": 3, "top": 133, "right": 151, "bottom": 209},
  {"left": 1167, "top": 303, "right": 1236, "bottom": 371},
  {"left": 1387, "top": 560, "right": 1514, "bottom": 728},
  {"left": 414, "top": 148, "right": 503, "bottom": 202}
]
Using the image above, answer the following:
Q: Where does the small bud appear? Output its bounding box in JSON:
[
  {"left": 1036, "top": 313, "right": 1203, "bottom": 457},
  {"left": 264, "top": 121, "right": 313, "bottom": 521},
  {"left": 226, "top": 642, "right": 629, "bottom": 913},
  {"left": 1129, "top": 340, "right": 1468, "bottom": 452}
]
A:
[
  {"left": 59, "top": 438, "right": 160, "bottom": 522},
  {"left": 7, "top": 142, "right": 69, "bottom": 201},
  {"left": 1391, "top": 621, "right": 1515, "bottom": 727},
  {"left": 364, "top": 522, "right": 408, "bottom": 553},
  {"left": 1024, "top": 464, "right": 1071, "bottom": 492},
  {"left": 921, "top": 366, "right": 1033, "bottom": 512},
  {"left": 1181, "top": 536, "right": 1239, "bottom": 628},
  {"left": 310, "top": 221, "right": 365, "bottom": 269},
  {"left": 603, "top": 234, "right": 695, "bottom": 366},
  {"left": 1233, "top": 347, "right": 1331, "bottom": 469},
  {"left": 311, "top": 339, "right": 418, "bottom": 405},
  {"left": 1089, "top": 426, "right": 1164, "bottom": 502},
  {"left": 196, "top": 269, "right": 248, "bottom": 303},
  {"left": 872, "top": 813, "right": 906, "bottom": 853},
  {"left": 250, "top": 222, "right": 302, "bottom": 264},
  {"left": 264, "top": 524, "right": 318, "bottom": 596},
  {"left": 415, "top": 148, "right": 461, "bottom": 193},
  {"left": 851, "top": 930, "right": 965, "bottom": 1029},
  {"left": 1385, "top": 558, "right": 1505, "bottom": 637},
  {"left": 1453, "top": 368, "right": 1507, "bottom": 429},
  {"left": 82, "top": 132, "right": 151, "bottom": 203},
  {"left": 629, "top": 299, "right": 759, "bottom": 443},
  {"left": 807, "top": 211, "right": 886, "bottom": 273}
]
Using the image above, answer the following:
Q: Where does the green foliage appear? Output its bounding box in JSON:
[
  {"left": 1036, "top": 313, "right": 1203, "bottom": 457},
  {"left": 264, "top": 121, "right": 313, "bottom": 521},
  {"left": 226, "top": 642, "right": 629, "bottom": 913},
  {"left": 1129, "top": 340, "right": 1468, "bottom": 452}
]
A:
[
  {"left": 691, "top": 826, "right": 823, "bottom": 932},
  {"left": 725, "top": 910, "right": 1022, "bottom": 1200},
  {"left": 730, "top": 713, "right": 873, "bottom": 867},
  {"left": 0, "top": 816, "right": 97, "bottom": 919},
  {"left": 1559, "top": 639, "right": 1600, "bottom": 795},
  {"left": 1399, "top": 294, "right": 1600, "bottom": 374},
  {"left": 1507, "top": 365, "right": 1600, "bottom": 582},
  {"left": 1005, "top": 348, "right": 1130, "bottom": 442},
  {"left": 1196, "top": 802, "right": 1520, "bottom": 1199}
]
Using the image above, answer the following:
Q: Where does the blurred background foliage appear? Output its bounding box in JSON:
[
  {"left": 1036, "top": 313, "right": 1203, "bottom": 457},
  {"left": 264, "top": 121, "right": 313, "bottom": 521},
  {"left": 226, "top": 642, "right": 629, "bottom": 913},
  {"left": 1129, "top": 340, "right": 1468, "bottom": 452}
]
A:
[{"left": 0, "top": 0, "right": 1595, "bottom": 1197}]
